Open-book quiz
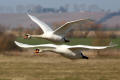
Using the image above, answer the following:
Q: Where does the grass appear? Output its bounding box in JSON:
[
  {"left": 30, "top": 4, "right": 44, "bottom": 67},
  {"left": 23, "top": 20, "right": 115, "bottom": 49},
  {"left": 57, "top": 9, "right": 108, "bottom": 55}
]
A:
[
  {"left": 16, "top": 37, "right": 120, "bottom": 48},
  {"left": 0, "top": 37, "right": 120, "bottom": 80},
  {"left": 0, "top": 55, "right": 120, "bottom": 80}
]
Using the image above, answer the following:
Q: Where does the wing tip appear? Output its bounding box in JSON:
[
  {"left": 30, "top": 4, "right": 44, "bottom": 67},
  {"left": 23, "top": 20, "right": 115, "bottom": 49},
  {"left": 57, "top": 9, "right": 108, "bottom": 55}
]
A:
[
  {"left": 14, "top": 41, "right": 24, "bottom": 48},
  {"left": 14, "top": 41, "right": 18, "bottom": 45},
  {"left": 14, "top": 41, "right": 20, "bottom": 46},
  {"left": 27, "top": 13, "right": 32, "bottom": 18},
  {"left": 108, "top": 41, "right": 118, "bottom": 47}
]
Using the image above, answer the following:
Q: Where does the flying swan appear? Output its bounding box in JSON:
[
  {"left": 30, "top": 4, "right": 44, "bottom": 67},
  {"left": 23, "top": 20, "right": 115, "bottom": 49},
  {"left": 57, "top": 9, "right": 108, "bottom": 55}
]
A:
[
  {"left": 14, "top": 41, "right": 116, "bottom": 59},
  {"left": 24, "top": 14, "right": 87, "bottom": 43}
]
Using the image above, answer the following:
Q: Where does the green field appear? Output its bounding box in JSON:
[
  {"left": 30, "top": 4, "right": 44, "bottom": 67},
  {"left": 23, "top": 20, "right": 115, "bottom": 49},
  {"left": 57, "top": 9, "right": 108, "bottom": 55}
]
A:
[{"left": 16, "top": 37, "right": 120, "bottom": 48}]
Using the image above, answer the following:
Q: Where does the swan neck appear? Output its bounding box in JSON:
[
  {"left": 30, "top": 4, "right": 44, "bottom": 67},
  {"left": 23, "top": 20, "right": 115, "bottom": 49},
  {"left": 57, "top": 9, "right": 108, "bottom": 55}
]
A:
[
  {"left": 43, "top": 49, "right": 54, "bottom": 52},
  {"left": 31, "top": 35, "right": 42, "bottom": 37}
]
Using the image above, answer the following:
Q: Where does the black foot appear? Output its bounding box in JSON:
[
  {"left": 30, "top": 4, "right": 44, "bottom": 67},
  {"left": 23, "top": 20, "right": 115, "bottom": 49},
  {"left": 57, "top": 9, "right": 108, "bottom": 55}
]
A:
[
  {"left": 63, "top": 38, "right": 70, "bottom": 43},
  {"left": 65, "top": 39, "right": 70, "bottom": 43},
  {"left": 82, "top": 56, "right": 89, "bottom": 59},
  {"left": 81, "top": 53, "right": 89, "bottom": 59}
]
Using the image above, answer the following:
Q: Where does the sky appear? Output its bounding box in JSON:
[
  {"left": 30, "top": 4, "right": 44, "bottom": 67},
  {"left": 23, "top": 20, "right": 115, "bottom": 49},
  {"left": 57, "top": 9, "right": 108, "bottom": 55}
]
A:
[{"left": 0, "top": 0, "right": 120, "bottom": 11}]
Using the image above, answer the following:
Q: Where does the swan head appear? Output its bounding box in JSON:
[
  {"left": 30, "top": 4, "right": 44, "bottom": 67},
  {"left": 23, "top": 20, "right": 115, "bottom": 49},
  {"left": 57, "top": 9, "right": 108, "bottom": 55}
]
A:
[
  {"left": 34, "top": 49, "right": 43, "bottom": 53},
  {"left": 24, "top": 34, "right": 31, "bottom": 39}
]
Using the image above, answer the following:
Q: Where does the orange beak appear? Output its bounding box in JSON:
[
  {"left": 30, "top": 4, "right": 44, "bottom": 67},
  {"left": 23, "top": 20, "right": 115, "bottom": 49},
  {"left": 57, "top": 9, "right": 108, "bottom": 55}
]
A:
[
  {"left": 24, "top": 35, "right": 28, "bottom": 39},
  {"left": 34, "top": 49, "right": 39, "bottom": 53}
]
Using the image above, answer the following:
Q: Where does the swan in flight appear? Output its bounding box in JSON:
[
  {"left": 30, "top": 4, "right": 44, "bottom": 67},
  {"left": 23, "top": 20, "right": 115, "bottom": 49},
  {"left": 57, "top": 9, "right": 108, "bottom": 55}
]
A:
[
  {"left": 24, "top": 14, "right": 87, "bottom": 43},
  {"left": 14, "top": 41, "right": 116, "bottom": 59}
]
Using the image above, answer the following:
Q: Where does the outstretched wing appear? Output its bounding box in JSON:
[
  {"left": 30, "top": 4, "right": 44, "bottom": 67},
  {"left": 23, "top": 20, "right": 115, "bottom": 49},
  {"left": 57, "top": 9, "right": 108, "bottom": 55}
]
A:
[
  {"left": 14, "top": 41, "right": 56, "bottom": 49},
  {"left": 28, "top": 14, "right": 53, "bottom": 33},
  {"left": 68, "top": 44, "right": 116, "bottom": 51},
  {"left": 54, "top": 19, "right": 87, "bottom": 36}
]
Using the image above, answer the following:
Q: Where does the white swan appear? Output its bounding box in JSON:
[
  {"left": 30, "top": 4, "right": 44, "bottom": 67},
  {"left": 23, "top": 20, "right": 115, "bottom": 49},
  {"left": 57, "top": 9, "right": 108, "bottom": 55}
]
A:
[
  {"left": 25, "top": 14, "right": 87, "bottom": 43},
  {"left": 14, "top": 41, "right": 116, "bottom": 59}
]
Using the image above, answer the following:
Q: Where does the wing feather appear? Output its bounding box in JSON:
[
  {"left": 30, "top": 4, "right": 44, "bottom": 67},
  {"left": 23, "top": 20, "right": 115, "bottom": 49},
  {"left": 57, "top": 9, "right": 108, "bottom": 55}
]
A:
[
  {"left": 14, "top": 41, "right": 56, "bottom": 49},
  {"left": 68, "top": 44, "right": 116, "bottom": 51},
  {"left": 54, "top": 19, "right": 87, "bottom": 36},
  {"left": 28, "top": 14, "right": 53, "bottom": 33}
]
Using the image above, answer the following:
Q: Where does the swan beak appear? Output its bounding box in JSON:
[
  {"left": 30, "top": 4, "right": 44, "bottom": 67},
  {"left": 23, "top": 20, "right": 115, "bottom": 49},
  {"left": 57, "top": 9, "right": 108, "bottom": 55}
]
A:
[
  {"left": 34, "top": 49, "right": 40, "bottom": 56},
  {"left": 34, "top": 49, "right": 40, "bottom": 53},
  {"left": 24, "top": 35, "right": 28, "bottom": 39}
]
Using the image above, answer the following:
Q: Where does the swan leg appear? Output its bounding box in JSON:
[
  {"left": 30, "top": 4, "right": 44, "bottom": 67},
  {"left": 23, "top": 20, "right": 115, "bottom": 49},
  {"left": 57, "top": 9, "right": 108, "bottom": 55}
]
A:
[
  {"left": 80, "top": 52, "right": 88, "bottom": 59},
  {"left": 63, "top": 37, "right": 70, "bottom": 43}
]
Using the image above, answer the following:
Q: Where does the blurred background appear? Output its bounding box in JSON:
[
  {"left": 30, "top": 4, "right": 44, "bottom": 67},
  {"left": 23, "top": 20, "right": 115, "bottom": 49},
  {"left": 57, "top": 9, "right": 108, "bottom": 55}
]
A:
[
  {"left": 0, "top": 0, "right": 120, "bottom": 80},
  {"left": 0, "top": 0, "right": 120, "bottom": 55}
]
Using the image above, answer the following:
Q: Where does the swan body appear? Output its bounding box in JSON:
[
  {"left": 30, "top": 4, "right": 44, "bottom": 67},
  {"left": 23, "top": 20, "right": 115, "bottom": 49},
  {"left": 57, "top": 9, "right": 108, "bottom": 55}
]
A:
[
  {"left": 25, "top": 14, "right": 87, "bottom": 43},
  {"left": 30, "top": 32, "right": 62, "bottom": 41},
  {"left": 14, "top": 41, "right": 116, "bottom": 59}
]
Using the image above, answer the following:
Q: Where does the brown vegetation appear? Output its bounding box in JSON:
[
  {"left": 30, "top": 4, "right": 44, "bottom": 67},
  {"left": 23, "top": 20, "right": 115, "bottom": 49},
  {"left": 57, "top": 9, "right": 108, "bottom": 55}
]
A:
[
  {"left": 0, "top": 34, "right": 21, "bottom": 52},
  {"left": 0, "top": 25, "right": 22, "bottom": 53}
]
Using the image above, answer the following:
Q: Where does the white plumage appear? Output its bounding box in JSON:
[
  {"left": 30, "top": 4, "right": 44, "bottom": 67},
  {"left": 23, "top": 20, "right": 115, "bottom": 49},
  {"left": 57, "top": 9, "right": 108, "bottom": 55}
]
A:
[
  {"left": 15, "top": 41, "right": 115, "bottom": 59},
  {"left": 25, "top": 14, "right": 87, "bottom": 43}
]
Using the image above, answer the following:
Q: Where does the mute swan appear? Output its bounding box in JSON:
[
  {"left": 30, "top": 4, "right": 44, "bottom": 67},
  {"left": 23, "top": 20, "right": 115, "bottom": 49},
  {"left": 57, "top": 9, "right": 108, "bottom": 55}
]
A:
[
  {"left": 14, "top": 41, "right": 116, "bottom": 59},
  {"left": 25, "top": 14, "right": 87, "bottom": 43}
]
